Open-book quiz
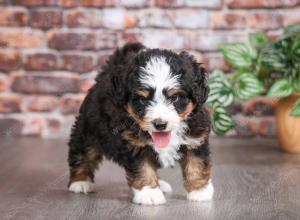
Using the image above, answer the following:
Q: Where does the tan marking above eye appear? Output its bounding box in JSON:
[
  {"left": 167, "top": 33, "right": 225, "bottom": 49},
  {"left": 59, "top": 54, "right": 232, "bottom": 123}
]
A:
[
  {"left": 135, "top": 90, "right": 150, "bottom": 98},
  {"left": 167, "top": 88, "right": 184, "bottom": 97}
]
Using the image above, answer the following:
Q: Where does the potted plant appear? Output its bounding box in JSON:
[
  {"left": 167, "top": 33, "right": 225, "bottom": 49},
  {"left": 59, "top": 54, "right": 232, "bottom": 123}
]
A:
[{"left": 208, "top": 24, "right": 300, "bottom": 153}]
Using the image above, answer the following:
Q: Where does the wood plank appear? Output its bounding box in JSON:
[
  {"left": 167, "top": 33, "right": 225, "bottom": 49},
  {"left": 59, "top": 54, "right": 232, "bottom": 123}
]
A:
[{"left": 1, "top": 137, "right": 300, "bottom": 220}]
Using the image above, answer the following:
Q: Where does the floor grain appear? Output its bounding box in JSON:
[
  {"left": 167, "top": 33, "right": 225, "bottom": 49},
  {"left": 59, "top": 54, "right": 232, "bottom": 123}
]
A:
[{"left": 1, "top": 137, "right": 300, "bottom": 220}]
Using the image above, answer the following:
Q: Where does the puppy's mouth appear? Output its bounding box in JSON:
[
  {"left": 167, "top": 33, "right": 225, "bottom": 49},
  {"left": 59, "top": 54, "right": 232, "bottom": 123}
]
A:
[{"left": 150, "top": 131, "right": 171, "bottom": 148}]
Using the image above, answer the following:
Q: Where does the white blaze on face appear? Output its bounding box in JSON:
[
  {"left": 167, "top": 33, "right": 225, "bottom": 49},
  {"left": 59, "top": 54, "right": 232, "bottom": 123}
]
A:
[
  {"left": 139, "top": 56, "right": 185, "bottom": 168},
  {"left": 139, "top": 56, "right": 181, "bottom": 132}
]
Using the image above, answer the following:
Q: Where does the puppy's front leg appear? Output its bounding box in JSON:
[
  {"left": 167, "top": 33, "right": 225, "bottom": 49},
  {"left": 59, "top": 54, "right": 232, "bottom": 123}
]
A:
[
  {"left": 126, "top": 159, "right": 166, "bottom": 205},
  {"left": 180, "top": 150, "right": 214, "bottom": 202}
]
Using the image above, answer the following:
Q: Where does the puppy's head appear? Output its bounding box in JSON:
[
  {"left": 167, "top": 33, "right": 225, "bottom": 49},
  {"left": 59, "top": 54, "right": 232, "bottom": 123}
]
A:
[{"left": 114, "top": 47, "right": 208, "bottom": 148}]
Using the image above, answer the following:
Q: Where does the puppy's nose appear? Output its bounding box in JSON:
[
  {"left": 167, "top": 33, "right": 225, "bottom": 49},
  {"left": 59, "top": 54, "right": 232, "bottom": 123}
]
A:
[{"left": 152, "top": 119, "right": 168, "bottom": 131}]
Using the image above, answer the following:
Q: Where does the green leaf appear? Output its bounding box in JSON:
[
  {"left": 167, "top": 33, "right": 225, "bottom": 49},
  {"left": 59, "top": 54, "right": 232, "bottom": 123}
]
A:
[
  {"left": 219, "top": 43, "right": 257, "bottom": 69},
  {"left": 212, "top": 102, "right": 235, "bottom": 135},
  {"left": 293, "top": 78, "right": 300, "bottom": 92},
  {"left": 284, "top": 24, "right": 300, "bottom": 36},
  {"left": 290, "top": 99, "right": 300, "bottom": 117},
  {"left": 249, "top": 32, "right": 268, "bottom": 49},
  {"left": 260, "top": 44, "right": 287, "bottom": 72},
  {"left": 233, "top": 73, "right": 265, "bottom": 100},
  {"left": 267, "top": 79, "right": 293, "bottom": 98},
  {"left": 208, "top": 70, "right": 234, "bottom": 107}
]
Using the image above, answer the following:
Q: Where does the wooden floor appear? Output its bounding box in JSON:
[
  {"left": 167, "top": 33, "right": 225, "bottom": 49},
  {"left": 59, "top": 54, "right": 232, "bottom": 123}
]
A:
[{"left": 1, "top": 137, "right": 300, "bottom": 220}]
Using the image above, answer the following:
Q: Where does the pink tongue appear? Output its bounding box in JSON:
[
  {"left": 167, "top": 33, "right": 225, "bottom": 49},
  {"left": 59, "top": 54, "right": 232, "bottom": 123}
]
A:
[{"left": 151, "top": 132, "right": 171, "bottom": 148}]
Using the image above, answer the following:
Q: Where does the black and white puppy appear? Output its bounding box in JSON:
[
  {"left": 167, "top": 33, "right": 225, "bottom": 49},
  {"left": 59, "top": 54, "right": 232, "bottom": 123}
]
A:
[{"left": 68, "top": 43, "right": 213, "bottom": 205}]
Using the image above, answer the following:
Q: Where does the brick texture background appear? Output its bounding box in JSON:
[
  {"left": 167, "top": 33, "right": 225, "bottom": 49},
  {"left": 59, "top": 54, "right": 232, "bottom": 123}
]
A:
[{"left": 0, "top": 0, "right": 299, "bottom": 138}]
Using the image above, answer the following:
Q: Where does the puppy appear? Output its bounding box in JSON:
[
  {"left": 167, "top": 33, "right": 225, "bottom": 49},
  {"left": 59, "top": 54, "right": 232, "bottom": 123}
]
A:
[{"left": 68, "top": 43, "right": 213, "bottom": 205}]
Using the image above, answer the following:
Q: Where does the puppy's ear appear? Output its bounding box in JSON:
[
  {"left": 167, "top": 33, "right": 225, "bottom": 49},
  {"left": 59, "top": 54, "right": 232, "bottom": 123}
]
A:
[
  {"left": 179, "top": 51, "right": 209, "bottom": 105},
  {"left": 109, "top": 43, "right": 146, "bottom": 107}
]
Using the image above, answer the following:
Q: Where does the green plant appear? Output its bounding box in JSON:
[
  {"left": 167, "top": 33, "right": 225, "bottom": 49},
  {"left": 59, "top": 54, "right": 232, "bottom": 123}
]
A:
[{"left": 208, "top": 24, "right": 300, "bottom": 135}]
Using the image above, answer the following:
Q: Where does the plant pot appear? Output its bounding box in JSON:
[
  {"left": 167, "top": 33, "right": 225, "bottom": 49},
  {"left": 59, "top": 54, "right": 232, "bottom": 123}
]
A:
[{"left": 276, "top": 93, "right": 300, "bottom": 153}]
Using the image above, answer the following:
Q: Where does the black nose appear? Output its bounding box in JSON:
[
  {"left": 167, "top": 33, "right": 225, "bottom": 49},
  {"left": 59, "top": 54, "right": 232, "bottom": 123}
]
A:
[{"left": 152, "top": 119, "right": 167, "bottom": 131}]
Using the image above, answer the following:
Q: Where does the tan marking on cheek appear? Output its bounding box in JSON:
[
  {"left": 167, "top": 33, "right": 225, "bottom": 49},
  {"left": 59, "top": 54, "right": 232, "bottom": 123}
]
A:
[
  {"left": 136, "top": 90, "right": 150, "bottom": 98},
  {"left": 126, "top": 159, "right": 159, "bottom": 189},
  {"left": 180, "top": 152, "right": 211, "bottom": 192},
  {"left": 125, "top": 104, "right": 150, "bottom": 130},
  {"left": 179, "top": 101, "right": 196, "bottom": 120}
]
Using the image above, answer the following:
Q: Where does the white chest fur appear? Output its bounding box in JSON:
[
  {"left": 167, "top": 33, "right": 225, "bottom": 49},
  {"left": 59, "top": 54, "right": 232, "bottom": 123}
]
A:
[{"left": 152, "top": 124, "right": 201, "bottom": 168}]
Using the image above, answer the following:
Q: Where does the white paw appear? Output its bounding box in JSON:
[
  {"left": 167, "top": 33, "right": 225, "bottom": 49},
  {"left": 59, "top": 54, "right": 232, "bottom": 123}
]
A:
[
  {"left": 132, "top": 186, "right": 166, "bottom": 205},
  {"left": 158, "top": 179, "right": 172, "bottom": 193},
  {"left": 187, "top": 180, "right": 214, "bottom": 202},
  {"left": 69, "top": 181, "right": 95, "bottom": 194}
]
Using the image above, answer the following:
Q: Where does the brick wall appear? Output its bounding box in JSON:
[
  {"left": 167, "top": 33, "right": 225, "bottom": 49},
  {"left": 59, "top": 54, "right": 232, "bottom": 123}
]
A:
[{"left": 0, "top": 0, "right": 299, "bottom": 138}]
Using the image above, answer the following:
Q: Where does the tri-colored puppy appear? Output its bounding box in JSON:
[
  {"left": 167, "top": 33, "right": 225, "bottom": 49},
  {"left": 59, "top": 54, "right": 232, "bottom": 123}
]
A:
[{"left": 68, "top": 43, "right": 213, "bottom": 205}]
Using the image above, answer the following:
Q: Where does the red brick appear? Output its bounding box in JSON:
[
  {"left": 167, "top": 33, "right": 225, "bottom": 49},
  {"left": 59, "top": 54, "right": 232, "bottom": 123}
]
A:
[
  {"left": 80, "top": 77, "right": 95, "bottom": 93},
  {"left": 210, "top": 12, "right": 246, "bottom": 29},
  {"left": 120, "top": 0, "right": 149, "bottom": 8},
  {"left": 0, "top": 30, "right": 45, "bottom": 48},
  {"left": 0, "top": 51, "right": 21, "bottom": 72},
  {"left": 243, "top": 97, "right": 278, "bottom": 116},
  {"left": 229, "top": 101, "right": 244, "bottom": 115},
  {"left": 248, "top": 13, "right": 284, "bottom": 30},
  {"left": 80, "top": 0, "right": 117, "bottom": 7},
  {"left": 24, "top": 53, "right": 57, "bottom": 71},
  {"left": 0, "top": 117, "right": 24, "bottom": 136},
  {"left": 138, "top": 9, "right": 172, "bottom": 28},
  {"left": 13, "top": 0, "right": 58, "bottom": 6},
  {"left": 124, "top": 15, "right": 138, "bottom": 28},
  {"left": 185, "top": 0, "right": 222, "bottom": 8},
  {"left": 102, "top": 9, "right": 125, "bottom": 29},
  {"left": 202, "top": 53, "right": 231, "bottom": 72},
  {"left": 191, "top": 32, "right": 247, "bottom": 51},
  {"left": 122, "top": 32, "right": 142, "bottom": 44},
  {"left": 11, "top": 73, "right": 80, "bottom": 95},
  {"left": 97, "top": 53, "right": 110, "bottom": 67},
  {"left": 0, "top": 8, "right": 29, "bottom": 26},
  {"left": 142, "top": 30, "right": 186, "bottom": 49},
  {"left": 66, "top": 9, "right": 102, "bottom": 28},
  {"left": 22, "top": 115, "right": 43, "bottom": 136},
  {"left": 96, "top": 32, "right": 118, "bottom": 49},
  {"left": 60, "top": 94, "right": 85, "bottom": 114},
  {"left": 234, "top": 116, "right": 258, "bottom": 137},
  {"left": 284, "top": 9, "right": 300, "bottom": 25},
  {"left": 0, "top": 74, "right": 9, "bottom": 92},
  {"left": 155, "top": 0, "right": 184, "bottom": 7},
  {"left": 27, "top": 96, "right": 59, "bottom": 112},
  {"left": 0, "top": 95, "right": 22, "bottom": 113},
  {"left": 30, "top": 10, "right": 62, "bottom": 29},
  {"left": 60, "top": 0, "right": 78, "bottom": 7},
  {"left": 60, "top": 54, "right": 94, "bottom": 73},
  {"left": 48, "top": 31, "right": 96, "bottom": 50},
  {"left": 173, "top": 10, "right": 208, "bottom": 29},
  {"left": 258, "top": 117, "right": 276, "bottom": 137},
  {"left": 228, "top": 0, "right": 300, "bottom": 8},
  {"left": 44, "top": 116, "right": 62, "bottom": 138}
]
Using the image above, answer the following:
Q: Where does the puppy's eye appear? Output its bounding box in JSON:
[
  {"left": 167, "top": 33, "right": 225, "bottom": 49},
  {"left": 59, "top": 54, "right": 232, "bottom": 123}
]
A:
[
  {"left": 171, "top": 93, "right": 188, "bottom": 102},
  {"left": 134, "top": 95, "right": 148, "bottom": 105},
  {"left": 170, "top": 95, "right": 180, "bottom": 103},
  {"left": 139, "top": 97, "right": 147, "bottom": 105}
]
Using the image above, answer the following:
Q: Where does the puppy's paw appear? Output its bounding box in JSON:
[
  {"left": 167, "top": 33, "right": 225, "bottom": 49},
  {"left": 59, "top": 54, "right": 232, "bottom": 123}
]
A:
[
  {"left": 69, "top": 181, "right": 95, "bottom": 194},
  {"left": 187, "top": 180, "right": 214, "bottom": 202},
  {"left": 132, "top": 186, "right": 166, "bottom": 205},
  {"left": 158, "top": 179, "right": 172, "bottom": 193}
]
